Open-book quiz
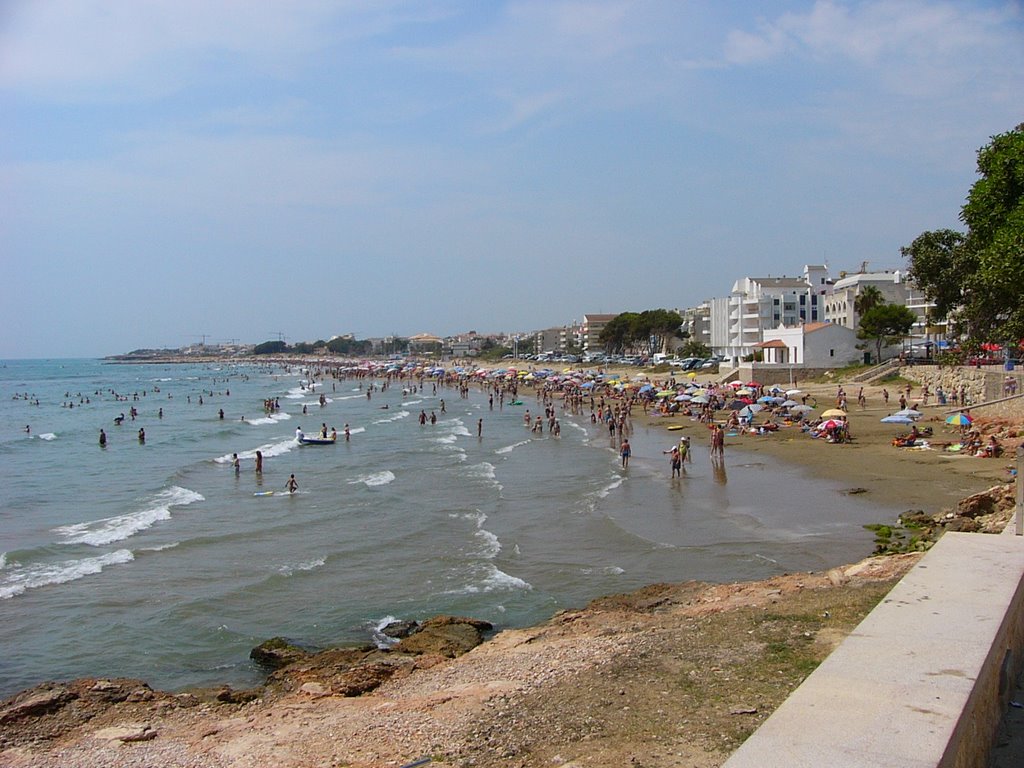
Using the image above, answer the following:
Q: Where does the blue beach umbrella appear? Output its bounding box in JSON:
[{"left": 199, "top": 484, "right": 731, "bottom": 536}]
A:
[{"left": 881, "top": 414, "right": 914, "bottom": 424}]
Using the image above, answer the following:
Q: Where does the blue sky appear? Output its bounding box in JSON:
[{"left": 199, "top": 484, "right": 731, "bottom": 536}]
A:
[{"left": 2, "top": 1, "right": 1022, "bottom": 358}]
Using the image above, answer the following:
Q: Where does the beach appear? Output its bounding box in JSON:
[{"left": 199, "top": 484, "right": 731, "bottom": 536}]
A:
[{"left": 1, "top": 361, "right": 1020, "bottom": 767}]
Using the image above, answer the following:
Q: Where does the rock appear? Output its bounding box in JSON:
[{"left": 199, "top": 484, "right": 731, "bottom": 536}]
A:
[
  {"left": 299, "top": 682, "right": 329, "bottom": 697},
  {"left": 250, "top": 637, "right": 311, "bottom": 669},
  {"left": 380, "top": 619, "right": 420, "bottom": 639},
  {"left": 394, "top": 616, "right": 493, "bottom": 658},
  {"left": 92, "top": 723, "right": 157, "bottom": 743},
  {"left": 0, "top": 686, "right": 75, "bottom": 724}
]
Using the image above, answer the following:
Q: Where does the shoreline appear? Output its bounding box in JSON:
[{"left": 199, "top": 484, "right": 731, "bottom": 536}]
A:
[{"left": 2, "top": 365, "right": 1020, "bottom": 767}]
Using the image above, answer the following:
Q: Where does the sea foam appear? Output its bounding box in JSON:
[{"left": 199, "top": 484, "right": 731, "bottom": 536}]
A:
[
  {"left": 0, "top": 549, "right": 134, "bottom": 600},
  {"left": 349, "top": 471, "right": 396, "bottom": 487},
  {"left": 53, "top": 486, "right": 204, "bottom": 546}
]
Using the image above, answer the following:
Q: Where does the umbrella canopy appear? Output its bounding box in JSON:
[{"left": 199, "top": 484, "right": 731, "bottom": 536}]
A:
[
  {"left": 894, "top": 408, "right": 922, "bottom": 419},
  {"left": 945, "top": 413, "right": 973, "bottom": 425},
  {"left": 686, "top": 371, "right": 698, "bottom": 379},
  {"left": 690, "top": 395, "right": 710, "bottom": 404},
  {"left": 789, "top": 404, "right": 814, "bottom": 414},
  {"left": 818, "top": 419, "right": 842, "bottom": 430},
  {"left": 881, "top": 414, "right": 915, "bottom": 424},
  {"left": 821, "top": 408, "right": 847, "bottom": 418},
  {"left": 786, "top": 389, "right": 802, "bottom": 397},
  {"left": 674, "top": 394, "right": 692, "bottom": 402},
  {"left": 745, "top": 381, "right": 762, "bottom": 388},
  {"left": 781, "top": 399, "right": 800, "bottom": 407},
  {"left": 735, "top": 388, "right": 753, "bottom": 396},
  {"left": 739, "top": 404, "right": 764, "bottom": 417}
]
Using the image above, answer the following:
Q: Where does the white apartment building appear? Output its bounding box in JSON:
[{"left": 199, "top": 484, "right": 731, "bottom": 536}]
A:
[
  {"left": 709, "top": 265, "right": 830, "bottom": 363},
  {"left": 822, "top": 270, "right": 908, "bottom": 330}
]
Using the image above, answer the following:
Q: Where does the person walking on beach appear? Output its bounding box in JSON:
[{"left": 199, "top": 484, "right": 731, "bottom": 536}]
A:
[
  {"left": 620, "top": 438, "right": 631, "bottom": 468},
  {"left": 286, "top": 474, "right": 298, "bottom": 494}
]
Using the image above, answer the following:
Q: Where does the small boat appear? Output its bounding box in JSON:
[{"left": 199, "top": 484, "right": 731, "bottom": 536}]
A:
[{"left": 298, "top": 435, "right": 336, "bottom": 445}]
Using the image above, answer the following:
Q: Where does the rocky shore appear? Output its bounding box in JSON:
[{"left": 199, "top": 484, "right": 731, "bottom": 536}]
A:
[{"left": 1, "top": 484, "right": 1016, "bottom": 768}]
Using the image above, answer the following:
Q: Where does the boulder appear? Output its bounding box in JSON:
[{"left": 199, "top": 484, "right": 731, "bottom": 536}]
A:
[
  {"left": 393, "top": 616, "right": 493, "bottom": 658},
  {"left": 249, "top": 637, "right": 311, "bottom": 669}
]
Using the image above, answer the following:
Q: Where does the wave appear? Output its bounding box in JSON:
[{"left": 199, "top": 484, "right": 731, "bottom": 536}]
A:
[
  {"left": 464, "top": 462, "right": 502, "bottom": 491},
  {"left": 245, "top": 412, "right": 291, "bottom": 426},
  {"left": 582, "top": 565, "right": 625, "bottom": 576},
  {"left": 347, "top": 426, "right": 366, "bottom": 435},
  {"left": 35, "top": 433, "right": 57, "bottom": 441},
  {"left": 446, "top": 563, "right": 531, "bottom": 595},
  {"left": 373, "top": 410, "right": 410, "bottom": 424},
  {"left": 0, "top": 552, "right": 5, "bottom": 570},
  {"left": 495, "top": 439, "right": 530, "bottom": 455},
  {"left": 597, "top": 475, "right": 625, "bottom": 499},
  {"left": 0, "top": 549, "right": 134, "bottom": 600},
  {"left": 348, "top": 471, "right": 396, "bottom": 487},
  {"left": 278, "top": 557, "right": 325, "bottom": 576},
  {"left": 53, "top": 486, "right": 204, "bottom": 547},
  {"left": 475, "top": 528, "right": 501, "bottom": 559},
  {"left": 214, "top": 437, "right": 296, "bottom": 464}
]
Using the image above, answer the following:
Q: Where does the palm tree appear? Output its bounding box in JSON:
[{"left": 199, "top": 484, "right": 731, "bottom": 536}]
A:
[{"left": 854, "top": 285, "right": 885, "bottom": 320}]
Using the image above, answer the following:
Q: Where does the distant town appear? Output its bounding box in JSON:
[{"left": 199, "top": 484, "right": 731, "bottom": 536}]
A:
[{"left": 111, "top": 262, "right": 952, "bottom": 373}]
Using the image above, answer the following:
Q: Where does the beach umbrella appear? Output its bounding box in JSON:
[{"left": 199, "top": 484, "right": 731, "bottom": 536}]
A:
[
  {"left": 821, "top": 408, "right": 847, "bottom": 418},
  {"left": 674, "top": 394, "right": 691, "bottom": 401},
  {"left": 686, "top": 371, "right": 698, "bottom": 379},
  {"left": 745, "top": 380, "right": 762, "bottom": 388},
  {"left": 881, "top": 414, "right": 915, "bottom": 424},
  {"left": 638, "top": 384, "right": 654, "bottom": 393},
  {"left": 690, "top": 395, "right": 710, "bottom": 404},
  {"left": 728, "top": 381, "right": 744, "bottom": 389},
  {"left": 739, "top": 404, "right": 764, "bottom": 417},
  {"left": 768, "top": 385, "right": 785, "bottom": 394},
  {"left": 818, "top": 419, "right": 842, "bottom": 430},
  {"left": 781, "top": 399, "right": 799, "bottom": 407},
  {"left": 786, "top": 389, "right": 802, "bottom": 397},
  {"left": 789, "top": 404, "right": 814, "bottom": 414},
  {"left": 945, "top": 413, "right": 973, "bottom": 426},
  {"left": 735, "top": 388, "right": 753, "bottom": 396},
  {"left": 895, "top": 408, "right": 922, "bottom": 418},
  {"left": 656, "top": 389, "right": 676, "bottom": 398}
]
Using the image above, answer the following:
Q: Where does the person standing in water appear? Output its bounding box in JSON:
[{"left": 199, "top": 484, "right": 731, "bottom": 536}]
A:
[
  {"left": 620, "top": 438, "right": 631, "bottom": 468},
  {"left": 99, "top": 429, "right": 107, "bottom": 446},
  {"left": 255, "top": 450, "right": 263, "bottom": 474},
  {"left": 232, "top": 453, "right": 240, "bottom": 474},
  {"left": 286, "top": 474, "right": 298, "bottom": 494}
]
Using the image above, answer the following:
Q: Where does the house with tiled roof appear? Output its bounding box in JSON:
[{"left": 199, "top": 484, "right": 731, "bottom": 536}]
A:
[{"left": 755, "top": 321, "right": 861, "bottom": 367}]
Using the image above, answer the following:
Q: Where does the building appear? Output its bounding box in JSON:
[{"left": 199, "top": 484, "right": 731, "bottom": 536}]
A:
[
  {"left": 581, "top": 314, "right": 617, "bottom": 354},
  {"left": 680, "top": 302, "right": 712, "bottom": 350},
  {"left": 755, "top": 321, "right": 861, "bottom": 368},
  {"left": 709, "top": 265, "right": 830, "bottom": 362},
  {"left": 823, "top": 270, "right": 907, "bottom": 330}
]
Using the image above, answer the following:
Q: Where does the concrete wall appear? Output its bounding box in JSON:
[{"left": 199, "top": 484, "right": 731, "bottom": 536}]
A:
[
  {"left": 898, "top": 366, "right": 1024, "bottom": 419},
  {"left": 722, "top": 527, "right": 1024, "bottom": 768}
]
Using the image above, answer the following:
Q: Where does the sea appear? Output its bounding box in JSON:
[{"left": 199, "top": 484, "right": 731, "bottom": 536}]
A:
[{"left": 0, "top": 358, "right": 897, "bottom": 699}]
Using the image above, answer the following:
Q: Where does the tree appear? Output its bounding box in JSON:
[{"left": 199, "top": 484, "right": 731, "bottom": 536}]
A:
[
  {"left": 858, "top": 303, "right": 916, "bottom": 363},
  {"left": 679, "top": 340, "right": 710, "bottom": 359},
  {"left": 903, "top": 124, "right": 1024, "bottom": 348},
  {"left": 853, "top": 285, "right": 884, "bottom": 319},
  {"left": 597, "top": 309, "right": 684, "bottom": 356},
  {"left": 253, "top": 340, "right": 287, "bottom": 355}
]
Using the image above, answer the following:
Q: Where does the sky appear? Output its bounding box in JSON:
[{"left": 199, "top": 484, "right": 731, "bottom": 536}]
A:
[{"left": 2, "top": 1, "right": 1022, "bottom": 359}]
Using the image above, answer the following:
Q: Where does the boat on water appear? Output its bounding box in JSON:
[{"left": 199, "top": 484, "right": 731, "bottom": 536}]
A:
[{"left": 298, "top": 435, "right": 336, "bottom": 445}]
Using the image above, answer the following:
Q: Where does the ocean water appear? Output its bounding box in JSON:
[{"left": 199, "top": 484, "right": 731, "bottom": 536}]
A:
[{"left": 0, "top": 359, "right": 896, "bottom": 698}]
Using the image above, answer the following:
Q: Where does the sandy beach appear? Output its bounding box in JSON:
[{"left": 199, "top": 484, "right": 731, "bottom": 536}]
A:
[{"left": 1, "top": 364, "right": 1020, "bottom": 768}]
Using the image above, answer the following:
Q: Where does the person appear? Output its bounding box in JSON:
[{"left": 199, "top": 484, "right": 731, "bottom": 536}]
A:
[
  {"left": 99, "top": 428, "right": 107, "bottom": 446},
  {"left": 679, "top": 435, "right": 692, "bottom": 463},
  {"left": 232, "top": 453, "right": 240, "bottom": 474},
  {"left": 320, "top": 423, "right": 328, "bottom": 438},
  {"left": 219, "top": 408, "right": 224, "bottom": 419},
  {"left": 664, "top": 445, "right": 681, "bottom": 477},
  {"left": 477, "top": 418, "right": 483, "bottom": 437},
  {"left": 330, "top": 427, "right": 337, "bottom": 441},
  {"left": 286, "top": 474, "right": 298, "bottom": 493},
  {"left": 295, "top": 426, "right": 304, "bottom": 442},
  {"left": 255, "top": 450, "right": 263, "bottom": 474},
  {"left": 620, "top": 438, "right": 631, "bottom": 468},
  {"left": 24, "top": 425, "right": 30, "bottom": 434},
  {"left": 138, "top": 427, "right": 145, "bottom": 443},
  {"left": 344, "top": 424, "right": 350, "bottom": 441}
]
